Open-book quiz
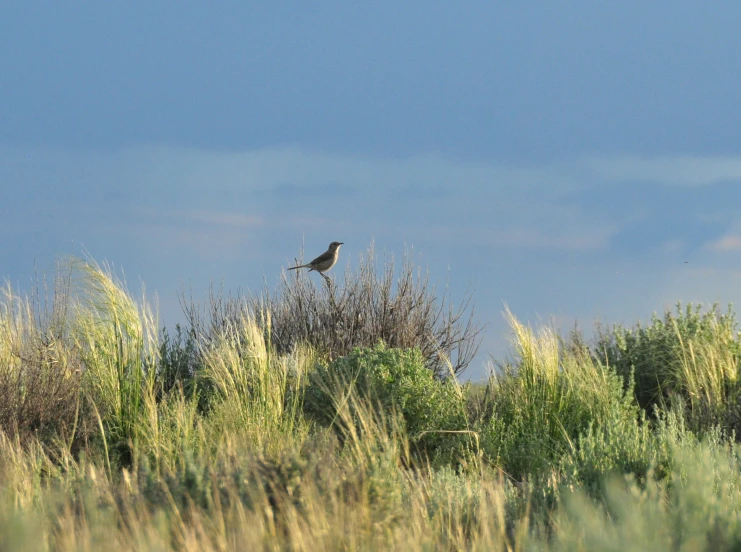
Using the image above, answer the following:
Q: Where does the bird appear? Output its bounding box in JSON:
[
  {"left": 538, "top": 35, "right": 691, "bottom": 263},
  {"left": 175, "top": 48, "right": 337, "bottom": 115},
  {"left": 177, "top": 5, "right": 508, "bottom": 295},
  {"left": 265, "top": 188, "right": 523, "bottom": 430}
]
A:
[{"left": 288, "top": 241, "right": 344, "bottom": 275}]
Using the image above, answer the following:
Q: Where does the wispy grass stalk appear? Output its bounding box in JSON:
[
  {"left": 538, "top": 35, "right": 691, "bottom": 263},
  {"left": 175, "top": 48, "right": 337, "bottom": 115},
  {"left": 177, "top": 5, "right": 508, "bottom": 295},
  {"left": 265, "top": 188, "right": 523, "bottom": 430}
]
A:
[
  {"left": 672, "top": 315, "right": 739, "bottom": 423},
  {"left": 201, "top": 311, "right": 308, "bottom": 453},
  {"left": 72, "top": 259, "right": 159, "bottom": 463}
]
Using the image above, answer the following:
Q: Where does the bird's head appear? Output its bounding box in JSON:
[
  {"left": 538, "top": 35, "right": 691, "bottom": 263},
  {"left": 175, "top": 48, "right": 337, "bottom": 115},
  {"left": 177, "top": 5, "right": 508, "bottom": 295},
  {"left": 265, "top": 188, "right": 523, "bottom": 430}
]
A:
[{"left": 329, "top": 241, "right": 343, "bottom": 251}]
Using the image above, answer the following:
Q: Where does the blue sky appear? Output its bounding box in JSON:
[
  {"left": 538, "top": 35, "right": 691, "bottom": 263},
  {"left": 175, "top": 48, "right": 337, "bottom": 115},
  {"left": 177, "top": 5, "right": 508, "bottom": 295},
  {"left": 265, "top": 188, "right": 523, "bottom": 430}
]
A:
[{"left": 2, "top": 2, "right": 741, "bottom": 379}]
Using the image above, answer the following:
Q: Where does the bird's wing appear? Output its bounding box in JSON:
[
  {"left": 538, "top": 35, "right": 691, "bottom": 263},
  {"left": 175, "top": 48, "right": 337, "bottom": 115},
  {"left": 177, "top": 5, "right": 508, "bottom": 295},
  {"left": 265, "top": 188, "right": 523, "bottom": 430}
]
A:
[{"left": 309, "top": 250, "right": 334, "bottom": 265}]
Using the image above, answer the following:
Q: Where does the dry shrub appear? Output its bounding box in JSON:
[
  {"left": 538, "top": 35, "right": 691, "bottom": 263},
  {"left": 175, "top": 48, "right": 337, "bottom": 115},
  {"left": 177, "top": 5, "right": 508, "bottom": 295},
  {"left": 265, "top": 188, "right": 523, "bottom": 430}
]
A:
[
  {"left": 0, "top": 268, "right": 87, "bottom": 446},
  {"left": 182, "top": 245, "right": 482, "bottom": 378}
]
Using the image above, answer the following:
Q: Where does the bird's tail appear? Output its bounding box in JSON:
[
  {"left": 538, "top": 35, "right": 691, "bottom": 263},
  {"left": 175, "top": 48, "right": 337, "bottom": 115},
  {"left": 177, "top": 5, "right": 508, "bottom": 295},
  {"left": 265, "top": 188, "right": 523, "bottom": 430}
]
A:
[{"left": 287, "top": 265, "right": 306, "bottom": 271}]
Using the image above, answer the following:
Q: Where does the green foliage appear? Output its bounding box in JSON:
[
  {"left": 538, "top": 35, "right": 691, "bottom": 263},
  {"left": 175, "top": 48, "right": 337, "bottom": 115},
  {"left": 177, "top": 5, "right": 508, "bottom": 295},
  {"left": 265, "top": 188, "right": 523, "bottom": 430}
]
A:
[
  {"left": 480, "top": 309, "right": 642, "bottom": 481},
  {"left": 198, "top": 313, "right": 309, "bottom": 454},
  {"left": 596, "top": 303, "right": 741, "bottom": 434},
  {"left": 304, "top": 342, "right": 476, "bottom": 467},
  {"left": 8, "top": 258, "right": 741, "bottom": 549},
  {"left": 559, "top": 405, "right": 655, "bottom": 492},
  {"left": 554, "top": 440, "right": 741, "bottom": 552},
  {"left": 157, "top": 323, "right": 201, "bottom": 400},
  {"left": 558, "top": 405, "right": 710, "bottom": 493},
  {"left": 72, "top": 259, "right": 160, "bottom": 466}
]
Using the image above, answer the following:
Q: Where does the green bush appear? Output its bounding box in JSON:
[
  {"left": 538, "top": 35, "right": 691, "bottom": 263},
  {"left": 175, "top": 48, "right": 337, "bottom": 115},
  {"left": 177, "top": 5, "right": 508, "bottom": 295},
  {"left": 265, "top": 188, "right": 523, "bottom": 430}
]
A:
[
  {"left": 304, "top": 343, "right": 476, "bottom": 467},
  {"left": 157, "top": 323, "right": 201, "bottom": 401},
  {"left": 559, "top": 401, "right": 656, "bottom": 491},
  {"left": 553, "top": 438, "right": 741, "bottom": 552},
  {"left": 558, "top": 392, "right": 730, "bottom": 496},
  {"left": 595, "top": 303, "right": 741, "bottom": 434},
  {"left": 480, "top": 310, "right": 643, "bottom": 481}
]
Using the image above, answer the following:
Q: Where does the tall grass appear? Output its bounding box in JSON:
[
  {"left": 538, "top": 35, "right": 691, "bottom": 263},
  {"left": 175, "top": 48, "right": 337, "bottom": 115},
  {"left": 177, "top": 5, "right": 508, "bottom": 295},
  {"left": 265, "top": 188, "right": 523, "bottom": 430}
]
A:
[
  {"left": 1, "top": 383, "right": 740, "bottom": 550},
  {"left": 552, "top": 438, "right": 741, "bottom": 551},
  {"left": 4, "top": 257, "right": 741, "bottom": 549},
  {"left": 0, "top": 270, "right": 83, "bottom": 446},
  {"left": 200, "top": 311, "right": 310, "bottom": 453},
  {"left": 672, "top": 313, "right": 739, "bottom": 427},
  {"left": 480, "top": 307, "right": 642, "bottom": 481},
  {"left": 596, "top": 303, "right": 741, "bottom": 433},
  {"left": 0, "top": 431, "right": 524, "bottom": 551},
  {"left": 71, "top": 259, "right": 160, "bottom": 465}
]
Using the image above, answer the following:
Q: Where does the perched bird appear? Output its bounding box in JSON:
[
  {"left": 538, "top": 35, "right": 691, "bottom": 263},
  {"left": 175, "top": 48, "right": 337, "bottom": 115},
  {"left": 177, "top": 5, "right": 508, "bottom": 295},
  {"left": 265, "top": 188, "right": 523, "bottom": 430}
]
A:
[{"left": 288, "top": 241, "right": 343, "bottom": 275}]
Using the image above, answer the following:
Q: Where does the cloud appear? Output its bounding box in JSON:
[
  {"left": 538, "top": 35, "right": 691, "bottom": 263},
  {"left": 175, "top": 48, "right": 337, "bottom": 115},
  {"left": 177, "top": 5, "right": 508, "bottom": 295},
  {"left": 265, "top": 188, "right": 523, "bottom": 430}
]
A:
[
  {"left": 6, "top": 145, "right": 738, "bottom": 263},
  {"left": 174, "top": 210, "right": 264, "bottom": 229},
  {"left": 660, "top": 239, "right": 686, "bottom": 254},
  {"left": 481, "top": 228, "right": 612, "bottom": 251},
  {"left": 708, "top": 234, "right": 741, "bottom": 252},
  {"left": 266, "top": 182, "right": 357, "bottom": 199},
  {"left": 5, "top": 144, "right": 741, "bottom": 380},
  {"left": 584, "top": 155, "right": 741, "bottom": 187}
]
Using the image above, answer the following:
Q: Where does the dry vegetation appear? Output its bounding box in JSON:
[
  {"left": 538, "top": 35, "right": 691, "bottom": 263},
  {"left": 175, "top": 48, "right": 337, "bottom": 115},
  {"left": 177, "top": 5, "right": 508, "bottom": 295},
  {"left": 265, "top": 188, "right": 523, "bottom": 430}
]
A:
[
  {"left": 181, "top": 246, "right": 481, "bottom": 378},
  {"left": 2, "top": 250, "right": 741, "bottom": 550}
]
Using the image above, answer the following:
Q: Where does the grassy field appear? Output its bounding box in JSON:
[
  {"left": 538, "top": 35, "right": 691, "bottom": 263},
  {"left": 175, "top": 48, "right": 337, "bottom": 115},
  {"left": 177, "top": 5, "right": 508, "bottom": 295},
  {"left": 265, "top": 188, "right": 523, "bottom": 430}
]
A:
[{"left": 2, "top": 254, "right": 741, "bottom": 550}]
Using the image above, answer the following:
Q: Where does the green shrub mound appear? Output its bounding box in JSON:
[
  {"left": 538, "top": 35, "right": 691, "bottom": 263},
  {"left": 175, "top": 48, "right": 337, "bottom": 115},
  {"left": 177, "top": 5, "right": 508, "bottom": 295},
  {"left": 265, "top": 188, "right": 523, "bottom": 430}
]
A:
[
  {"left": 477, "top": 309, "right": 645, "bottom": 483},
  {"left": 304, "top": 342, "right": 476, "bottom": 466},
  {"left": 596, "top": 303, "right": 741, "bottom": 435}
]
